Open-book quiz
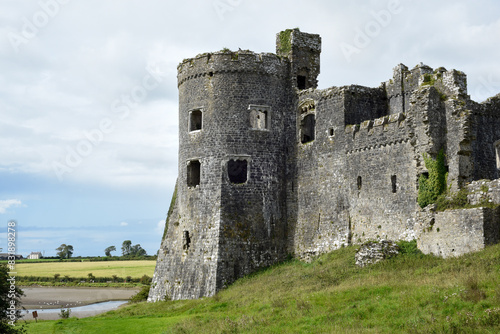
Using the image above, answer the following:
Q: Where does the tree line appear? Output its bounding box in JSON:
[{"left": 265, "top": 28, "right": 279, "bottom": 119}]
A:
[{"left": 55, "top": 240, "right": 147, "bottom": 259}]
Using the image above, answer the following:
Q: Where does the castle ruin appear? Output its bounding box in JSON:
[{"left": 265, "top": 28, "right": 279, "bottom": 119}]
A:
[{"left": 148, "top": 29, "right": 500, "bottom": 301}]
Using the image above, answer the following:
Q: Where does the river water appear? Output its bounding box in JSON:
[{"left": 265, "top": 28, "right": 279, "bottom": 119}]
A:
[
  {"left": 21, "top": 300, "right": 128, "bottom": 319},
  {"left": 19, "top": 286, "right": 139, "bottom": 320}
]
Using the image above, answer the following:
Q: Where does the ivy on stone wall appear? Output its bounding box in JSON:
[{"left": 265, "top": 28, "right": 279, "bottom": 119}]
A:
[{"left": 418, "top": 150, "right": 447, "bottom": 208}]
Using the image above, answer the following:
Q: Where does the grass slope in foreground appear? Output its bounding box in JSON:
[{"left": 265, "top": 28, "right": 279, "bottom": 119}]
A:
[{"left": 27, "top": 243, "right": 500, "bottom": 333}]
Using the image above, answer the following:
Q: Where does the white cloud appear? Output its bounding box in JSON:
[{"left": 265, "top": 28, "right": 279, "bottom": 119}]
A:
[
  {"left": 0, "top": 199, "right": 22, "bottom": 214},
  {"left": 120, "top": 222, "right": 128, "bottom": 227},
  {"left": 155, "top": 220, "right": 165, "bottom": 234},
  {"left": 2, "top": 0, "right": 500, "bottom": 191}
]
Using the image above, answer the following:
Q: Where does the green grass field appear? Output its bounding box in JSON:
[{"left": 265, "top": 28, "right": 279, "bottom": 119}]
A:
[
  {"left": 16, "top": 260, "right": 156, "bottom": 279},
  {"left": 24, "top": 243, "right": 500, "bottom": 333}
]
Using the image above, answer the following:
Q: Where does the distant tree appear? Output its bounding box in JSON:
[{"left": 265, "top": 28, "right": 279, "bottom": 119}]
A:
[
  {"left": 130, "top": 244, "right": 147, "bottom": 257},
  {"left": 121, "top": 240, "right": 132, "bottom": 256},
  {"left": 56, "top": 244, "right": 74, "bottom": 259},
  {"left": 104, "top": 246, "right": 116, "bottom": 257},
  {"left": 0, "top": 264, "right": 25, "bottom": 333}
]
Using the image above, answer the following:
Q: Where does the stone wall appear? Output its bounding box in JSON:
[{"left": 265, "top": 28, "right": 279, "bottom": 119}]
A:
[
  {"left": 343, "top": 85, "right": 387, "bottom": 125},
  {"left": 467, "top": 179, "right": 500, "bottom": 205},
  {"left": 292, "top": 89, "right": 350, "bottom": 260},
  {"left": 471, "top": 96, "right": 500, "bottom": 181},
  {"left": 416, "top": 207, "right": 500, "bottom": 257},
  {"left": 276, "top": 28, "right": 321, "bottom": 90}
]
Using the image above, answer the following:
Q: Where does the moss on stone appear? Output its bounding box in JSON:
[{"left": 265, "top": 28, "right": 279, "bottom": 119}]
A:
[
  {"left": 421, "top": 74, "right": 436, "bottom": 86},
  {"left": 278, "top": 29, "right": 294, "bottom": 55}
]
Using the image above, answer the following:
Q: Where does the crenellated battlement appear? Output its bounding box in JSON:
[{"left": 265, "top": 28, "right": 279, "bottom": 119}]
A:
[
  {"left": 177, "top": 51, "right": 288, "bottom": 87},
  {"left": 345, "top": 112, "right": 410, "bottom": 154}
]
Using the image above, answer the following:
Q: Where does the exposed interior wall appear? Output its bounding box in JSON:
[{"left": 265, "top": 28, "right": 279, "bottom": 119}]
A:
[
  {"left": 343, "top": 86, "right": 387, "bottom": 125},
  {"left": 471, "top": 96, "right": 500, "bottom": 180}
]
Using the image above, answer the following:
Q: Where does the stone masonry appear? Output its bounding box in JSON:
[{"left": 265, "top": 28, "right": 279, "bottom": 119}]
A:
[{"left": 148, "top": 29, "right": 500, "bottom": 302}]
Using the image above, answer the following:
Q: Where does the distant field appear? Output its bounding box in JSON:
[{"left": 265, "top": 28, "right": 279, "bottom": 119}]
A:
[{"left": 15, "top": 260, "right": 156, "bottom": 278}]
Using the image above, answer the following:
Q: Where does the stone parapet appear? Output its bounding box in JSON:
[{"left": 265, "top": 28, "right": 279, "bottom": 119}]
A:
[{"left": 177, "top": 51, "right": 288, "bottom": 87}]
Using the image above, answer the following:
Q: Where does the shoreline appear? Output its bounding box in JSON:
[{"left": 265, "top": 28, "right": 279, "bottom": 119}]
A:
[{"left": 21, "top": 286, "right": 140, "bottom": 310}]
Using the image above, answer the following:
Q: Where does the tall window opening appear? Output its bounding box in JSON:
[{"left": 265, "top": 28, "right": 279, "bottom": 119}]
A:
[
  {"left": 297, "top": 75, "right": 307, "bottom": 90},
  {"left": 357, "top": 176, "right": 362, "bottom": 190},
  {"left": 183, "top": 231, "right": 191, "bottom": 250},
  {"left": 228, "top": 159, "right": 248, "bottom": 184},
  {"left": 187, "top": 160, "right": 201, "bottom": 187},
  {"left": 391, "top": 175, "right": 397, "bottom": 193},
  {"left": 301, "top": 114, "right": 315, "bottom": 144},
  {"left": 189, "top": 109, "right": 202, "bottom": 132}
]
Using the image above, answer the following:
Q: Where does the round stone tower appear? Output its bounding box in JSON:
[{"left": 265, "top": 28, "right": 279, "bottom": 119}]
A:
[
  {"left": 149, "top": 29, "right": 322, "bottom": 301},
  {"left": 150, "top": 51, "right": 293, "bottom": 300},
  {"left": 179, "top": 51, "right": 294, "bottom": 296}
]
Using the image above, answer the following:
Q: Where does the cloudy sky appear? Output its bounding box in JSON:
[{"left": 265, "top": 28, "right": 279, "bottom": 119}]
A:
[{"left": 1, "top": 0, "right": 500, "bottom": 257}]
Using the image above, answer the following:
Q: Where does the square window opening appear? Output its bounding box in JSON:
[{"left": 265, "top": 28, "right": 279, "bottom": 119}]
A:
[
  {"left": 187, "top": 160, "right": 201, "bottom": 187},
  {"left": 228, "top": 159, "right": 248, "bottom": 184},
  {"left": 189, "top": 109, "right": 202, "bottom": 132},
  {"left": 250, "top": 108, "right": 269, "bottom": 130}
]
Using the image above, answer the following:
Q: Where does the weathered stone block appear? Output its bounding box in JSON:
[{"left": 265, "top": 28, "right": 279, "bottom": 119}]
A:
[{"left": 355, "top": 240, "right": 399, "bottom": 267}]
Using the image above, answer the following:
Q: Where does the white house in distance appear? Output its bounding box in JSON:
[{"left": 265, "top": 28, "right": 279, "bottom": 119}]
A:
[{"left": 27, "top": 252, "right": 42, "bottom": 260}]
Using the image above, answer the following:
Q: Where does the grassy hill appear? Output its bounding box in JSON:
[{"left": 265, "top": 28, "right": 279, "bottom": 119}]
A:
[{"left": 26, "top": 242, "right": 500, "bottom": 333}]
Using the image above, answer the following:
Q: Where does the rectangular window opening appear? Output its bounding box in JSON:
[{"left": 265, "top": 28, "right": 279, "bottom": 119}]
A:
[
  {"left": 297, "top": 75, "right": 307, "bottom": 90},
  {"left": 183, "top": 231, "right": 191, "bottom": 250},
  {"left": 189, "top": 109, "right": 202, "bottom": 132},
  {"left": 228, "top": 159, "right": 248, "bottom": 184},
  {"left": 357, "top": 176, "right": 362, "bottom": 190},
  {"left": 300, "top": 114, "right": 315, "bottom": 144},
  {"left": 391, "top": 175, "right": 397, "bottom": 193},
  {"left": 187, "top": 160, "right": 201, "bottom": 187}
]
